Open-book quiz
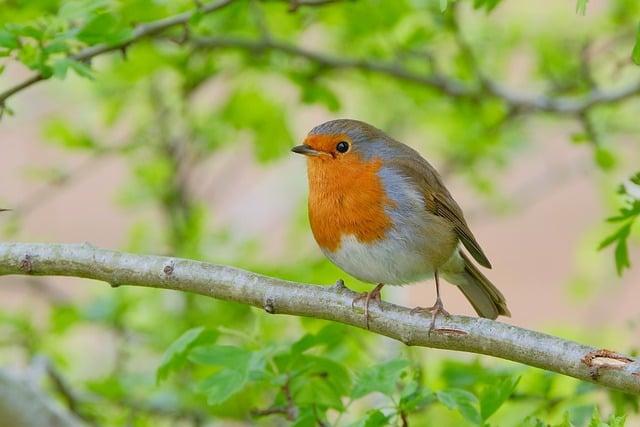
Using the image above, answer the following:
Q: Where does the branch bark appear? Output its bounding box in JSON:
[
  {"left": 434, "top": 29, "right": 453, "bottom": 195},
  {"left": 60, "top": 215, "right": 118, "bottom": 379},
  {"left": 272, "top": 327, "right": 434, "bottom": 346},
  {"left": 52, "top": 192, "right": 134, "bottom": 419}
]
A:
[
  {"left": 0, "top": 0, "right": 235, "bottom": 109},
  {"left": 3, "top": 11, "right": 640, "bottom": 117},
  {"left": 187, "top": 36, "right": 640, "bottom": 114},
  {"left": 0, "top": 368, "right": 86, "bottom": 427},
  {"left": 1, "top": 242, "right": 639, "bottom": 395}
]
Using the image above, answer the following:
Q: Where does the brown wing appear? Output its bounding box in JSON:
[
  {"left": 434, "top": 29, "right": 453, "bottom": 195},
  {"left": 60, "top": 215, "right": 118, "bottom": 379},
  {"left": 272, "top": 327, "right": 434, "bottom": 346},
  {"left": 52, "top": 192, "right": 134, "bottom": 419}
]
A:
[{"left": 387, "top": 152, "right": 492, "bottom": 269}]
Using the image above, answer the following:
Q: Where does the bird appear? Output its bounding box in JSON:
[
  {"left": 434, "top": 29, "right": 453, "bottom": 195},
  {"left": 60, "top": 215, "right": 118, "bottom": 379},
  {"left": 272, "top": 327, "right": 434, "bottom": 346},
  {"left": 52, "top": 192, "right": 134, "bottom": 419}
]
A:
[{"left": 291, "top": 119, "right": 510, "bottom": 330}]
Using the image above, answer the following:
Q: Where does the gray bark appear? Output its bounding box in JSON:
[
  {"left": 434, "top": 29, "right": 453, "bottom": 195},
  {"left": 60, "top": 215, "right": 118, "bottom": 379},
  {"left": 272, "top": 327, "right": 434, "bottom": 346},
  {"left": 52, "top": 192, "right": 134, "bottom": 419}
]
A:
[
  {"left": 0, "top": 242, "right": 638, "bottom": 395},
  {"left": 0, "top": 368, "right": 85, "bottom": 427}
]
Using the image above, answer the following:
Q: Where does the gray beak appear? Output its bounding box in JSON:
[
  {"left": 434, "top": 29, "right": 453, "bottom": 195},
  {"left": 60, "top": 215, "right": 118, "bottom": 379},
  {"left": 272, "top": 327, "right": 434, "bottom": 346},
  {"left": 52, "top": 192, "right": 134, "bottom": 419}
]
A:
[{"left": 291, "top": 145, "right": 328, "bottom": 157}]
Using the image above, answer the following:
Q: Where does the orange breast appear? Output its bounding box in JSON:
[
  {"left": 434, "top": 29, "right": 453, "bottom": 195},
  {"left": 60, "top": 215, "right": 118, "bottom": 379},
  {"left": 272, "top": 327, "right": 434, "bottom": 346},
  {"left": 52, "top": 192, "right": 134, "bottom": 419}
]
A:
[{"left": 307, "top": 155, "right": 395, "bottom": 252}]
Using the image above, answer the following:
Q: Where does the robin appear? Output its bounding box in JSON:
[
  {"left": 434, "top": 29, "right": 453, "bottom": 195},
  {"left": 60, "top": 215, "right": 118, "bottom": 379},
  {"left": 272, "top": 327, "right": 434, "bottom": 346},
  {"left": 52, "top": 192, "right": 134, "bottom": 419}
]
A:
[{"left": 292, "top": 119, "right": 510, "bottom": 329}]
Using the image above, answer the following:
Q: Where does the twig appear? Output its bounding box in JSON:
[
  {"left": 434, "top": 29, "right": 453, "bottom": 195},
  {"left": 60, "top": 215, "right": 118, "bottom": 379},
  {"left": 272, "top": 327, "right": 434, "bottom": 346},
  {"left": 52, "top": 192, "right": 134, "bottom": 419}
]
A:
[
  {"left": 0, "top": 368, "right": 86, "bottom": 427},
  {"left": 287, "top": 0, "right": 344, "bottom": 13},
  {"left": 188, "top": 35, "right": 640, "bottom": 114},
  {"left": 42, "top": 358, "right": 98, "bottom": 425},
  {"left": 0, "top": 242, "right": 639, "bottom": 395},
  {"left": 0, "top": 0, "right": 236, "bottom": 110}
]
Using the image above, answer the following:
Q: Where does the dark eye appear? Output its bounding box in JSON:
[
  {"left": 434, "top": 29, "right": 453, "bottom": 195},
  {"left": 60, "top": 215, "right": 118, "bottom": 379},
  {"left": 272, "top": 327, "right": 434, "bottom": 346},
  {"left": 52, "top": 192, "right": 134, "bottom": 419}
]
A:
[{"left": 336, "top": 141, "right": 349, "bottom": 153}]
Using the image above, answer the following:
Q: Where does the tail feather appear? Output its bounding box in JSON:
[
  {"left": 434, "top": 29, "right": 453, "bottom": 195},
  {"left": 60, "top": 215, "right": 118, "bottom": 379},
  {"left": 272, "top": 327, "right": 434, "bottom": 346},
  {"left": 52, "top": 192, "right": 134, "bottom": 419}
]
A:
[{"left": 444, "top": 251, "right": 510, "bottom": 319}]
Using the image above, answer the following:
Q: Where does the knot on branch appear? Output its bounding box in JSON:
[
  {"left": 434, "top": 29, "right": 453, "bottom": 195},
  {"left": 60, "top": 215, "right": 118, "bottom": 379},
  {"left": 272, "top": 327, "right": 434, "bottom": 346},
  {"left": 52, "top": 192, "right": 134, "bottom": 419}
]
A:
[
  {"left": 263, "top": 297, "right": 275, "bottom": 314},
  {"left": 19, "top": 254, "right": 34, "bottom": 273},
  {"left": 581, "top": 349, "right": 634, "bottom": 379},
  {"left": 163, "top": 261, "right": 175, "bottom": 276},
  {"left": 331, "top": 278, "right": 347, "bottom": 292}
]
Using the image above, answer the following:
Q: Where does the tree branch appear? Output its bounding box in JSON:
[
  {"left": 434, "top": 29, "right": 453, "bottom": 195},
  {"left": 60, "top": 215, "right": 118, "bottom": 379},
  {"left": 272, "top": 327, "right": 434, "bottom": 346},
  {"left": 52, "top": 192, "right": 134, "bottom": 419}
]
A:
[
  {"left": 3, "top": 3, "right": 640, "bottom": 118},
  {"left": 0, "top": 368, "right": 86, "bottom": 427},
  {"left": 0, "top": 243, "right": 638, "bottom": 395},
  {"left": 188, "top": 35, "right": 640, "bottom": 114},
  {"left": 0, "top": 0, "right": 235, "bottom": 109}
]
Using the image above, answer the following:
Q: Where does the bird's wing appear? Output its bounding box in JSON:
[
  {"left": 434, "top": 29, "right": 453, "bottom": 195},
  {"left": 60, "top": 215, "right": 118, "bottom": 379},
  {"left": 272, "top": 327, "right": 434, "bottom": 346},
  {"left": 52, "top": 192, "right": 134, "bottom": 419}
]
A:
[{"left": 387, "top": 153, "right": 492, "bottom": 269}]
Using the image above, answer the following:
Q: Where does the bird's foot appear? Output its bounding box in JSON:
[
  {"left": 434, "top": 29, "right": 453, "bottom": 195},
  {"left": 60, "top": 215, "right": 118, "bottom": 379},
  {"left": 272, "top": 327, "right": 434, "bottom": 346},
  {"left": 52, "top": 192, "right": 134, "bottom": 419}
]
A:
[
  {"left": 410, "top": 297, "right": 450, "bottom": 335},
  {"left": 351, "top": 283, "right": 384, "bottom": 330}
]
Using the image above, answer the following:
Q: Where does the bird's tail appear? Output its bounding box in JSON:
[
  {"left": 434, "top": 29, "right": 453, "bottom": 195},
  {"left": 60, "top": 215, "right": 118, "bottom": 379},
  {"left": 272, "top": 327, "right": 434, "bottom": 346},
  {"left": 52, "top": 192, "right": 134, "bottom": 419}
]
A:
[{"left": 442, "top": 251, "right": 510, "bottom": 319}]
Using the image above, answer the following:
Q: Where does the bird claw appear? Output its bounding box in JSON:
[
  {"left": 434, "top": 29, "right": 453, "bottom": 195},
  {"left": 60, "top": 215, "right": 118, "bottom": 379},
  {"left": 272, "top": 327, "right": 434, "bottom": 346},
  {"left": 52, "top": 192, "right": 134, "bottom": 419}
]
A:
[
  {"left": 410, "top": 297, "right": 450, "bottom": 335},
  {"left": 351, "top": 284, "right": 384, "bottom": 330}
]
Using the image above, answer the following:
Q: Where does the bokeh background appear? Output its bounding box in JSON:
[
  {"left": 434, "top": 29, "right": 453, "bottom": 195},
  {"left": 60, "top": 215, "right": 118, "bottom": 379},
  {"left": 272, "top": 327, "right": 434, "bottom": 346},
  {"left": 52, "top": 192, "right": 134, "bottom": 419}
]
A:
[{"left": 1, "top": 0, "right": 639, "bottom": 425}]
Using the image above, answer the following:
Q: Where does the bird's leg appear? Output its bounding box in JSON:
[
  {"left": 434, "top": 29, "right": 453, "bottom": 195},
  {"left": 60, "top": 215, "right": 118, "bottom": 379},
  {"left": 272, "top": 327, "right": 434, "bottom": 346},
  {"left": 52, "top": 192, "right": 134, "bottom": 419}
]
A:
[
  {"left": 351, "top": 283, "right": 384, "bottom": 330},
  {"left": 410, "top": 270, "right": 449, "bottom": 333}
]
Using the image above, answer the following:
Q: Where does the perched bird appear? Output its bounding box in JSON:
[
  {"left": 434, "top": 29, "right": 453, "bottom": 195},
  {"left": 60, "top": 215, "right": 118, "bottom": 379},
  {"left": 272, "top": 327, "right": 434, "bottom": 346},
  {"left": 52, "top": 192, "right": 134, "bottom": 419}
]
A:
[{"left": 292, "top": 119, "right": 510, "bottom": 329}]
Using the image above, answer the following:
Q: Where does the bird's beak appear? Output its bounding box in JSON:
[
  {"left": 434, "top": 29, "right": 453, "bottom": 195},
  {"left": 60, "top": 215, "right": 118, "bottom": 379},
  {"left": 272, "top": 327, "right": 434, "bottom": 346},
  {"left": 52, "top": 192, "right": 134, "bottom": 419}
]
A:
[{"left": 291, "top": 145, "right": 331, "bottom": 158}]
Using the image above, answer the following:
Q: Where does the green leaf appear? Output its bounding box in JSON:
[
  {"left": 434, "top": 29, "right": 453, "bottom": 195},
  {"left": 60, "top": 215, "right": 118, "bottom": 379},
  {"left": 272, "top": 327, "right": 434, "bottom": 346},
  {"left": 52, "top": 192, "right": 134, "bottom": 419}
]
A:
[
  {"left": 440, "top": 0, "right": 448, "bottom": 12},
  {"left": 399, "top": 381, "right": 435, "bottom": 413},
  {"left": 156, "top": 326, "right": 215, "bottom": 383},
  {"left": 299, "top": 83, "right": 341, "bottom": 112},
  {"left": 437, "top": 389, "right": 482, "bottom": 426},
  {"left": 599, "top": 222, "right": 632, "bottom": 275},
  {"left": 609, "top": 415, "right": 627, "bottom": 427},
  {"left": 190, "top": 344, "right": 262, "bottom": 406},
  {"left": 221, "top": 88, "right": 294, "bottom": 162},
  {"left": 292, "top": 355, "right": 351, "bottom": 410},
  {"left": 480, "top": 376, "right": 520, "bottom": 421},
  {"left": 53, "top": 58, "right": 72, "bottom": 79},
  {"left": 43, "top": 119, "right": 97, "bottom": 150},
  {"left": 594, "top": 147, "right": 617, "bottom": 171},
  {"left": 632, "top": 23, "right": 640, "bottom": 66},
  {"left": 199, "top": 369, "right": 246, "bottom": 405},
  {"left": 58, "top": 0, "right": 110, "bottom": 21},
  {"left": 350, "top": 410, "right": 391, "bottom": 427},
  {"left": 576, "top": 0, "right": 589, "bottom": 15},
  {"left": 291, "top": 323, "right": 346, "bottom": 354},
  {"left": 77, "top": 12, "right": 132, "bottom": 45},
  {"left": 188, "top": 345, "right": 252, "bottom": 370},
  {"left": 523, "top": 417, "right": 549, "bottom": 427},
  {"left": 614, "top": 234, "right": 631, "bottom": 275},
  {"left": 553, "top": 412, "right": 575, "bottom": 427},
  {"left": 0, "top": 30, "right": 19, "bottom": 49},
  {"left": 473, "top": 0, "right": 502, "bottom": 12},
  {"left": 352, "top": 359, "right": 410, "bottom": 399}
]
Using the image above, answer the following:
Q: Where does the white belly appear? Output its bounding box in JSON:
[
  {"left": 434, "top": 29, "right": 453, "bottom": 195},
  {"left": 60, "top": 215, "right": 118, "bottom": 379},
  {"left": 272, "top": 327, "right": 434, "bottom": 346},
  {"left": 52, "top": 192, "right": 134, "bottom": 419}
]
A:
[
  {"left": 323, "top": 234, "right": 436, "bottom": 285},
  {"left": 318, "top": 168, "right": 459, "bottom": 285}
]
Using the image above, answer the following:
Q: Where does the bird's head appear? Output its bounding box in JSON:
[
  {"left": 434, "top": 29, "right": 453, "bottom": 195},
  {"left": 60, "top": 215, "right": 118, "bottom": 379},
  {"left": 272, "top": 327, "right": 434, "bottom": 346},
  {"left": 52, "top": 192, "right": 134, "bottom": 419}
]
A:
[{"left": 291, "top": 119, "right": 393, "bottom": 163}]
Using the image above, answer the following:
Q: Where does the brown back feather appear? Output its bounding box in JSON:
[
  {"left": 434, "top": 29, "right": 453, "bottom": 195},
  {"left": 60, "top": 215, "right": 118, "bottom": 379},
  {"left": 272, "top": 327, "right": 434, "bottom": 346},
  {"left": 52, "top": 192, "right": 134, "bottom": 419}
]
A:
[{"left": 384, "top": 144, "right": 492, "bottom": 269}]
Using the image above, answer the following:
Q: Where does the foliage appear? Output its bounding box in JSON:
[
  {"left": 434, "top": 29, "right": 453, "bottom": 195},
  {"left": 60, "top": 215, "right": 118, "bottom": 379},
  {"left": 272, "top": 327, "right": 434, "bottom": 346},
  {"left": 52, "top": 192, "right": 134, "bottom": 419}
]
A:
[
  {"left": 599, "top": 172, "right": 640, "bottom": 275},
  {"left": 1, "top": 0, "right": 639, "bottom": 425}
]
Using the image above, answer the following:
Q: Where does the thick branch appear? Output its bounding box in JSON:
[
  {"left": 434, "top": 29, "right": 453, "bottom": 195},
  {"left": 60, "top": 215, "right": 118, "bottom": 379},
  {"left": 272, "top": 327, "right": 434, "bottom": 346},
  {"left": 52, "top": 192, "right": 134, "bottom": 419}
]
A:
[
  {"left": 0, "top": 243, "right": 638, "bottom": 395},
  {"left": 0, "top": 0, "right": 235, "bottom": 108}
]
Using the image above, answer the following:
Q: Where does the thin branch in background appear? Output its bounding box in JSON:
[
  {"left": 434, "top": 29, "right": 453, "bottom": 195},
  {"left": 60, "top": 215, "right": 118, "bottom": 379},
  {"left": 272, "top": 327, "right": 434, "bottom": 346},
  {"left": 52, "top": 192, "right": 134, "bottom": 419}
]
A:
[
  {"left": 578, "top": 109, "right": 605, "bottom": 150},
  {"left": 187, "top": 35, "right": 640, "bottom": 115},
  {"left": 252, "top": 376, "right": 298, "bottom": 421},
  {"left": 11, "top": 154, "right": 105, "bottom": 219},
  {"left": 41, "top": 358, "right": 98, "bottom": 426},
  {"left": 287, "top": 0, "right": 344, "bottom": 13},
  {"left": 0, "top": 0, "right": 236, "bottom": 116},
  {"left": 1, "top": 0, "right": 640, "bottom": 121},
  {"left": 0, "top": 243, "right": 638, "bottom": 395},
  {"left": 37, "top": 355, "right": 207, "bottom": 426},
  {"left": 0, "top": 367, "right": 86, "bottom": 427}
]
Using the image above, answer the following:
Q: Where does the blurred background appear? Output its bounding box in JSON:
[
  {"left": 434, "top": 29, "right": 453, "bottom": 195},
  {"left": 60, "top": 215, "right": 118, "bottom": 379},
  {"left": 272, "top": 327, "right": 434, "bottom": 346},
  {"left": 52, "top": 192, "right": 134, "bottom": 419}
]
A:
[{"left": 0, "top": 0, "right": 639, "bottom": 425}]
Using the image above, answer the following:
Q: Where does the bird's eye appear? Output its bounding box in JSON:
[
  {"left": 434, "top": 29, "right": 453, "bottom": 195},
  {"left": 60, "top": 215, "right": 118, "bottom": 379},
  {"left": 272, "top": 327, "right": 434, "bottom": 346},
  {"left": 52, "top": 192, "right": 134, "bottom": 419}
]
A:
[{"left": 336, "top": 141, "right": 349, "bottom": 153}]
